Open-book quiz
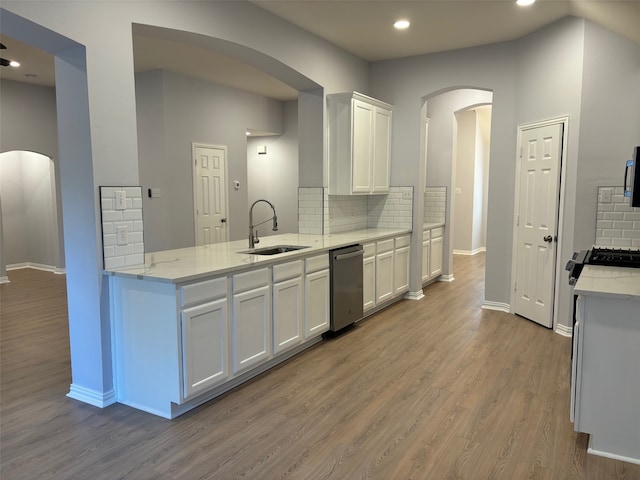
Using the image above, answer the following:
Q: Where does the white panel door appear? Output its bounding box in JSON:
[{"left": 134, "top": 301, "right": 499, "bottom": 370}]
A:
[
  {"left": 193, "top": 144, "right": 227, "bottom": 245},
  {"left": 372, "top": 107, "right": 391, "bottom": 193},
  {"left": 181, "top": 298, "right": 228, "bottom": 399},
  {"left": 232, "top": 285, "right": 271, "bottom": 373},
  {"left": 375, "top": 250, "right": 394, "bottom": 304},
  {"left": 351, "top": 99, "right": 374, "bottom": 193},
  {"left": 304, "top": 269, "right": 330, "bottom": 337},
  {"left": 273, "top": 277, "right": 303, "bottom": 354},
  {"left": 363, "top": 254, "right": 376, "bottom": 311},
  {"left": 514, "top": 123, "right": 563, "bottom": 328}
]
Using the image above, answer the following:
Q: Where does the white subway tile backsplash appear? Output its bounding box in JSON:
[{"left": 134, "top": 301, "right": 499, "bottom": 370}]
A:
[
  {"left": 596, "top": 186, "right": 640, "bottom": 247},
  {"left": 424, "top": 186, "right": 447, "bottom": 224},
  {"left": 100, "top": 186, "right": 145, "bottom": 269}
]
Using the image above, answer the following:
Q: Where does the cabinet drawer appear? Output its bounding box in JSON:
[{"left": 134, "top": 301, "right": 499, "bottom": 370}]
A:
[
  {"left": 423, "top": 230, "right": 431, "bottom": 241},
  {"left": 180, "top": 277, "right": 227, "bottom": 308},
  {"left": 273, "top": 260, "right": 303, "bottom": 282},
  {"left": 305, "top": 254, "right": 329, "bottom": 273},
  {"left": 376, "top": 238, "right": 394, "bottom": 254},
  {"left": 363, "top": 243, "right": 376, "bottom": 258},
  {"left": 233, "top": 268, "right": 269, "bottom": 293},
  {"left": 395, "top": 235, "right": 411, "bottom": 248},
  {"left": 432, "top": 227, "right": 444, "bottom": 238}
]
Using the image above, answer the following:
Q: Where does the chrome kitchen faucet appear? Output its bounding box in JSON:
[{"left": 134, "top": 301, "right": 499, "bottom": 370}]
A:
[{"left": 248, "top": 199, "right": 278, "bottom": 248}]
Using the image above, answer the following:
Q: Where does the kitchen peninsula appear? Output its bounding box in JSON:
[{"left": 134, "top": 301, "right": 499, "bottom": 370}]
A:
[
  {"left": 105, "top": 228, "right": 410, "bottom": 418},
  {"left": 572, "top": 265, "right": 640, "bottom": 464}
]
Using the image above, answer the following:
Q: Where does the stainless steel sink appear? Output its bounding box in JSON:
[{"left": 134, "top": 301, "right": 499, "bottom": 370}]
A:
[{"left": 239, "top": 245, "right": 310, "bottom": 256}]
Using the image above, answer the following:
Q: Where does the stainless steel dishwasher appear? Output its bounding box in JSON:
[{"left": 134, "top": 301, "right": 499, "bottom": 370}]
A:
[{"left": 329, "top": 244, "right": 364, "bottom": 333}]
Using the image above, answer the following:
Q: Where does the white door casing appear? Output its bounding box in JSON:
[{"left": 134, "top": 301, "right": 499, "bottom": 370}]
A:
[
  {"left": 513, "top": 121, "right": 564, "bottom": 328},
  {"left": 193, "top": 144, "right": 228, "bottom": 245}
]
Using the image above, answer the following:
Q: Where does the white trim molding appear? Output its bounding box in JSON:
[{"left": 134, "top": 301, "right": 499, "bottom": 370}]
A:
[
  {"left": 67, "top": 384, "right": 116, "bottom": 408},
  {"left": 452, "top": 248, "right": 486, "bottom": 256},
  {"left": 438, "top": 274, "right": 455, "bottom": 282},
  {"left": 405, "top": 290, "right": 425, "bottom": 301},
  {"left": 0, "top": 276, "right": 10, "bottom": 284},
  {"left": 554, "top": 323, "right": 572, "bottom": 337},
  {"left": 481, "top": 301, "right": 511, "bottom": 313},
  {"left": 6, "top": 262, "right": 65, "bottom": 273}
]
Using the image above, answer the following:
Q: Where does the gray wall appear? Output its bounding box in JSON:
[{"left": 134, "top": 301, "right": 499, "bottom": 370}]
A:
[
  {"left": 1, "top": 0, "right": 369, "bottom": 402},
  {"left": 0, "top": 80, "right": 64, "bottom": 275},
  {"left": 247, "top": 100, "right": 299, "bottom": 239},
  {"left": 136, "top": 69, "right": 289, "bottom": 251},
  {"left": 371, "top": 16, "right": 639, "bottom": 331},
  {"left": 0, "top": 151, "right": 62, "bottom": 269}
]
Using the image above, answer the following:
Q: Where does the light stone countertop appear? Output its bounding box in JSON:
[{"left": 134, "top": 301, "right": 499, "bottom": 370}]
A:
[
  {"left": 104, "top": 228, "right": 411, "bottom": 284},
  {"left": 423, "top": 222, "right": 445, "bottom": 230},
  {"left": 574, "top": 265, "right": 640, "bottom": 300}
]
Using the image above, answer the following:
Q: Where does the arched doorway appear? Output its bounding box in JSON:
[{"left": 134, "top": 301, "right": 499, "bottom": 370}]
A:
[{"left": 0, "top": 150, "right": 64, "bottom": 279}]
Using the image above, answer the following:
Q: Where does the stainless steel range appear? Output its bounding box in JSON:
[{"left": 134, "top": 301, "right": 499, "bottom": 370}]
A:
[{"left": 566, "top": 247, "right": 640, "bottom": 284}]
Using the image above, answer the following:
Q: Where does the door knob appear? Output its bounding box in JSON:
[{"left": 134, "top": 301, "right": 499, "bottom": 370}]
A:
[
  {"left": 543, "top": 235, "right": 553, "bottom": 243},
  {"left": 220, "top": 218, "right": 227, "bottom": 223}
]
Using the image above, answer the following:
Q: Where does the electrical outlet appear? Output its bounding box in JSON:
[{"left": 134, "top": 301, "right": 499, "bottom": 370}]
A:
[
  {"left": 117, "top": 225, "right": 128, "bottom": 246},
  {"left": 402, "top": 191, "right": 412, "bottom": 199},
  {"left": 601, "top": 188, "right": 612, "bottom": 203},
  {"left": 115, "top": 190, "right": 127, "bottom": 210},
  {"left": 455, "top": 188, "right": 462, "bottom": 195}
]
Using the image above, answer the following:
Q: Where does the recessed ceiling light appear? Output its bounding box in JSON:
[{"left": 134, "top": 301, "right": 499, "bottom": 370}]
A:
[
  {"left": 394, "top": 19, "right": 410, "bottom": 30},
  {"left": 516, "top": 0, "right": 535, "bottom": 6},
  {"left": 246, "top": 131, "right": 251, "bottom": 136},
  {"left": 9, "top": 60, "right": 20, "bottom": 68}
]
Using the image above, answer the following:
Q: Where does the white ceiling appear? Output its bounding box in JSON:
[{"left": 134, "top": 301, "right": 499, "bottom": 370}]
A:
[{"left": 1, "top": 1, "right": 638, "bottom": 100}]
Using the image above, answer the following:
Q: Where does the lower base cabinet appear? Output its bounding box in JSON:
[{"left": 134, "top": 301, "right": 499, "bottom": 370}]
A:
[
  {"left": 181, "top": 298, "right": 228, "bottom": 398},
  {"left": 273, "top": 262, "right": 304, "bottom": 354},
  {"left": 423, "top": 226, "right": 444, "bottom": 282},
  {"left": 363, "top": 243, "right": 376, "bottom": 312},
  {"left": 305, "top": 268, "right": 330, "bottom": 337}
]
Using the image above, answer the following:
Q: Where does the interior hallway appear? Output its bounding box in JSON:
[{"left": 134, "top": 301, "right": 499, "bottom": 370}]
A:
[{"left": 1, "top": 256, "right": 638, "bottom": 479}]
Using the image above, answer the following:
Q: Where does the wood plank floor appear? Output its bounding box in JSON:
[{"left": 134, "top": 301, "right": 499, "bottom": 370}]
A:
[{"left": 2, "top": 256, "right": 639, "bottom": 479}]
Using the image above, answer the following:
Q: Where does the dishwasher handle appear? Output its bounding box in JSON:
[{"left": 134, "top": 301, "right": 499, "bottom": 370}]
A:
[{"left": 333, "top": 249, "right": 364, "bottom": 261}]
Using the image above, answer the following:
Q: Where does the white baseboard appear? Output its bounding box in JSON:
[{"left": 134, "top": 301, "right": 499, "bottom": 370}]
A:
[
  {"left": 438, "top": 274, "right": 455, "bottom": 282},
  {"left": 67, "top": 384, "right": 116, "bottom": 408},
  {"left": 481, "top": 301, "right": 511, "bottom": 313},
  {"left": 554, "top": 323, "right": 573, "bottom": 337},
  {"left": 0, "top": 276, "right": 10, "bottom": 284},
  {"left": 6, "top": 262, "right": 65, "bottom": 274},
  {"left": 453, "top": 247, "right": 486, "bottom": 256},
  {"left": 404, "top": 290, "right": 425, "bottom": 300}
]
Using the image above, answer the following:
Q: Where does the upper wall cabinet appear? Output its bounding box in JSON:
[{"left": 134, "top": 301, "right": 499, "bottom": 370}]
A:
[{"left": 328, "top": 92, "right": 392, "bottom": 195}]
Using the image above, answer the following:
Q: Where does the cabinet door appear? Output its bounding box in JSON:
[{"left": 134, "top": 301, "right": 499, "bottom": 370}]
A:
[
  {"left": 181, "top": 298, "right": 228, "bottom": 399},
  {"left": 351, "top": 99, "right": 374, "bottom": 193},
  {"left": 305, "top": 269, "right": 329, "bottom": 338},
  {"left": 232, "top": 285, "right": 271, "bottom": 374},
  {"left": 422, "top": 239, "right": 431, "bottom": 282},
  {"left": 376, "top": 250, "right": 394, "bottom": 304},
  {"left": 394, "top": 245, "right": 410, "bottom": 295},
  {"left": 430, "top": 236, "right": 443, "bottom": 278},
  {"left": 371, "top": 107, "right": 391, "bottom": 193},
  {"left": 363, "top": 255, "right": 376, "bottom": 312},
  {"left": 273, "top": 276, "right": 303, "bottom": 354}
]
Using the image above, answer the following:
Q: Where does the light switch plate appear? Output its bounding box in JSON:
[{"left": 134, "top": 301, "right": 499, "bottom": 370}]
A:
[{"left": 115, "top": 190, "right": 126, "bottom": 210}]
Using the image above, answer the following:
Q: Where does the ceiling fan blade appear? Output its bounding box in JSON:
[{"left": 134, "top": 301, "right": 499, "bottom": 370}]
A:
[
  {"left": 0, "top": 43, "right": 6, "bottom": 49},
  {"left": 0, "top": 58, "right": 11, "bottom": 67}
]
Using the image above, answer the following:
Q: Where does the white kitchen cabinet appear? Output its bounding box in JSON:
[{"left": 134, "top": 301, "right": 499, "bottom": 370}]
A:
[
  {"left": 272, "top": 261, "right": 304, "bottom": 354},
  {"left": 422, "top": 226, "right": 444, "bottom": 282},
  {"left": 421, "top": 230, "right": 431, "bottom": 283},
  {"left": 394, "top": 235, "right": 410, "bottom": 295},
  {"left": 232, "top": 269, "right": 271, "bottom": 374},
  {"left": 430, "top": 229, "right": 444, "bottom": 279},
  {"left": 375, "top": 238, "right": 394, "bottom": 304},
  {"left": 363, "top": 243, "right": 376, "bottom": 312},
  {"left": 181, "top": 298, "right": 228, "bottom": 399},
  {"left": 328, "top": 92, "right": 392, "bottom": 195},
  {"left": 304, "top": 254, "right": 330, "bottom": 338},
  {"left": 571, "top": 287, "right": 640, "bottom": 462}
]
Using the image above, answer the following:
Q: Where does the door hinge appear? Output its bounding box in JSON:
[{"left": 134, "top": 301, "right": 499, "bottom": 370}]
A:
[{"left": 194, "top": 158, "right": 197, "bottom": 166}]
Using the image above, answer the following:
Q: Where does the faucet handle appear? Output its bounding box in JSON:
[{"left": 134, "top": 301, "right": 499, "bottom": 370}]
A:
[{"left": 254, "top": 229, "right": 260, "bottom": 244}]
